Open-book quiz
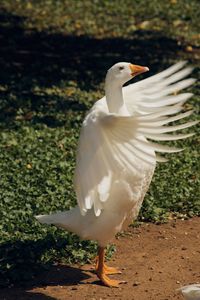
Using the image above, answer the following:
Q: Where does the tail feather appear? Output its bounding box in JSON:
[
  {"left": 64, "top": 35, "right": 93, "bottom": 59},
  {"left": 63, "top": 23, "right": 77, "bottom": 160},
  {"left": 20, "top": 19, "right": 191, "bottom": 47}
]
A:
[
  {"left": 35, "top": 211, "right": 71, "bottom": 226},
  {"left": 35, "top": 207, "right": 83, "bottom": 235},
  {"left": 35, "top": 214, "right": 56, "bottom": 224}
]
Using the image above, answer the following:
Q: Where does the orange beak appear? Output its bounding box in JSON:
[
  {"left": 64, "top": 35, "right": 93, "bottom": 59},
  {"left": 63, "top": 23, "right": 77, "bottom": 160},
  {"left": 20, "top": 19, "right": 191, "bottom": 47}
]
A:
[{"left": 129, "top": 64, "right": 149, "bottom": 77}]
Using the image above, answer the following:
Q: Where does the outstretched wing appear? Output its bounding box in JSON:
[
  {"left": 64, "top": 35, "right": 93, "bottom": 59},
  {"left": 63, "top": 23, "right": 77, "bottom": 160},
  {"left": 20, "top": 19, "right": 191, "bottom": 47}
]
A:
[
  {"left": 74, "top": 62, "right": 198, "bottom": 217},
  {"left": 123, "top": 61, "right": 198, "bottom": 142},
  {"left": 124, "top": 61, "right": 195, "bottom": 116}
]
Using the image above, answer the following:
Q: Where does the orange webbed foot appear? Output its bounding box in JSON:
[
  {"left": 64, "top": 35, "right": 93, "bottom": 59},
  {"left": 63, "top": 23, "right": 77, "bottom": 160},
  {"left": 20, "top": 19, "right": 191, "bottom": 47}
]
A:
[
  {"left": 95, "top": 247, "right": 126, "bottom": 288},
  {"left": 97, "top": 272, "right": 126, "bottom": 288},
  {"left": 103, "top": 265, "right": 122, "bottom": 275},
  {"left": 95, "top": 256, "right": 121, "bottom": 275}
]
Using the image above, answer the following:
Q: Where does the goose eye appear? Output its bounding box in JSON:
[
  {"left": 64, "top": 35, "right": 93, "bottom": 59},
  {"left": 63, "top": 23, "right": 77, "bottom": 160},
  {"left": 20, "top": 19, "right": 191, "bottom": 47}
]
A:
[{"left": 119, "top": 66, "right": 124, "bottom": 71}]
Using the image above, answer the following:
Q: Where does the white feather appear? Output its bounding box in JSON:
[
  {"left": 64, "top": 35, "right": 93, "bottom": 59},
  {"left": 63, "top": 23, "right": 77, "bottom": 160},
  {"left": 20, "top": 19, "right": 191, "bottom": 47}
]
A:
[{"left": 138, "top": 110, "right": 194, "bottom": 127}]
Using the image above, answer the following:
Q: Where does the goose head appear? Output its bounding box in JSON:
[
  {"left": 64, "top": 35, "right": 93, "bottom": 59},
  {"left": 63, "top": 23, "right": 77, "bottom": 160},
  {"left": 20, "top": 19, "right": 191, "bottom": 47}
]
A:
[{"left": 106, "top": 62, "right": 149, "bottom": 86}]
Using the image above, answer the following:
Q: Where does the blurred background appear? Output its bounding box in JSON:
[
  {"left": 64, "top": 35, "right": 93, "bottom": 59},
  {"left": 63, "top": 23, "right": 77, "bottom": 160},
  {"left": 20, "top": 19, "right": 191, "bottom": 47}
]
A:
[{"left": 0, "top": 0, "right": 199, "bottom": 287}]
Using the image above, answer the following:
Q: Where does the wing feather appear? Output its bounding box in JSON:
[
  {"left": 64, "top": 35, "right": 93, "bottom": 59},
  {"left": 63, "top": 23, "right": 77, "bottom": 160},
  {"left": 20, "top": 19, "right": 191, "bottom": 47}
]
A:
[
  {"left": 138, "top": 120, "right": 198, "bottom": 134},
  {"left": 139, "top": 93, "right": 192, "bottom": 107},
  {"left": 138, "top": 110, "right": 194, "bottom": 127},
  {"left": 135, "top": 138, "right": 183, "bottom": 153},
  {"left": 144, "top": 132, "right": 194, "bottom": 141},
  {"left": 136, "top": 103, "right": 184, "bottom": 120}
]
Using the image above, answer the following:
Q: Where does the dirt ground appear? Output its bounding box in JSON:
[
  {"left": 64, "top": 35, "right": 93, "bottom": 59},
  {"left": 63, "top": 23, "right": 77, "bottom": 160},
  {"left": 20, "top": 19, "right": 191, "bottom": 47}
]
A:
[{"left": 1, "top": 217, "right": 200, "bottom": 300}]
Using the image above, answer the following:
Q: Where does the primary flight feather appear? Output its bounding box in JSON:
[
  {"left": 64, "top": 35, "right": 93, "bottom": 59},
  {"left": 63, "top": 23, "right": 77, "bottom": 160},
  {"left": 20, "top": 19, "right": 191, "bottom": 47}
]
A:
[{"left": 36, "top": 61, "right": 197, "bottom": 287}]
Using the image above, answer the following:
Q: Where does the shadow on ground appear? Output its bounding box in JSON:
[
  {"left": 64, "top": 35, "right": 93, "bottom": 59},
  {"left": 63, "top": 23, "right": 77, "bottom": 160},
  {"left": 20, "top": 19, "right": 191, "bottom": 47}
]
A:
[
  {"left": 0, "top": 9, "right": 186, "bottom": 127},
  {"left": 0, "top": 289, "right": 57, "bottom": 300},
  {"left": 0, "top": 264, "right": 92, "bottom": 299},
  {"left": 0, "top": 238, "right": 93, "bottom": 299},
  {"left": 0, "top": 234, "right": 95, "bottom": 288}
]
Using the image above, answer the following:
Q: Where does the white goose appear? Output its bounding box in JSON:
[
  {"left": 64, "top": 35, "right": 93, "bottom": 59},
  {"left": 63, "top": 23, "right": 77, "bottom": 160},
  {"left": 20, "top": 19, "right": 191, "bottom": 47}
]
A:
[{"left": 36, "top": 61, "right": 197, "bottom": 287}]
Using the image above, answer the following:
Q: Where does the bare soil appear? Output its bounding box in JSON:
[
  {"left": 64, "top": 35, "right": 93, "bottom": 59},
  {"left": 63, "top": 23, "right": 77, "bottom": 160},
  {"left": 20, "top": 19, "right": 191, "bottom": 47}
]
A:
[{"left": 1, "top": 217, "right": 200, "bottom": 300}]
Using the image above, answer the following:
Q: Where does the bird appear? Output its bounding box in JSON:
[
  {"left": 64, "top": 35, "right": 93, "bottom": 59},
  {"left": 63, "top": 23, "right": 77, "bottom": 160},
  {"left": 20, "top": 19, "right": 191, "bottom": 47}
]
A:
[
  {"left": 177, "top": 284, "right": 200, "bottom": 300},
  {"left": 36, "top": 61, "right": 198, "bottom": 287}
]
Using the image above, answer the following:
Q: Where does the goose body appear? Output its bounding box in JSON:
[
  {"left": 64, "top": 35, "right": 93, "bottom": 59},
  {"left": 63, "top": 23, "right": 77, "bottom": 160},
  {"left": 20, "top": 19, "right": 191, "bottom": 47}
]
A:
[{"left": 36, "top": 61, "right": 197, "bottom": 287}]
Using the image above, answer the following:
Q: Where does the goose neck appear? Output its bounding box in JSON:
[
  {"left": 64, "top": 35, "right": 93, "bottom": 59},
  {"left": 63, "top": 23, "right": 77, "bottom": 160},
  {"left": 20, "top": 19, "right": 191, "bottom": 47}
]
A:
[{"left": 105, "top": 80, "right": 129, "bottom": 115}]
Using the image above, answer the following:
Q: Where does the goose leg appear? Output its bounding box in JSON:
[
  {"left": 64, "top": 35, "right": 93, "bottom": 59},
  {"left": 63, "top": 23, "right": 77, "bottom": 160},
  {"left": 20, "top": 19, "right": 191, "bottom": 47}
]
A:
[{"left": 96, "top": 247, "right": 125, "bottom": 287}]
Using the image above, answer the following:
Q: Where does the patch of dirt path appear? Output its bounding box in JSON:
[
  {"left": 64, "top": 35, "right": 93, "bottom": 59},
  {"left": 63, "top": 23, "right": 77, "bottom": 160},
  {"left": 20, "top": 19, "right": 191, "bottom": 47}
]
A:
[{"left": 1, "top": 217, "right": 200, "bottom": 300}]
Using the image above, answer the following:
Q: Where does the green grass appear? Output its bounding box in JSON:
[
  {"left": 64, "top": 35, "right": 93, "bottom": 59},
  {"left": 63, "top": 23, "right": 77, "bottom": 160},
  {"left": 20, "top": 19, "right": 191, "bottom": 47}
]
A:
[{"left": 0, "top": 0, "right": 199, "bottom": 286}]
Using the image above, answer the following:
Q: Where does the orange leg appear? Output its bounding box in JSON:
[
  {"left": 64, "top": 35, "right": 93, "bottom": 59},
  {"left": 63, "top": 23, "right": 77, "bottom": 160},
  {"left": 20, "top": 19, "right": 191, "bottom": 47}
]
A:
[{"left": 96, "top": 247, "right": 126, "bottom": 287}]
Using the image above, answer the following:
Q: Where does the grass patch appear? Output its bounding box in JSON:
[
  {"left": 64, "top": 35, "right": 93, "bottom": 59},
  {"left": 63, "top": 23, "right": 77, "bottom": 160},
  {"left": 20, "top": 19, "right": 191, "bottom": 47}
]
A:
[{"left": 0, "top": 0, "right": 199, "bottom": 286}]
